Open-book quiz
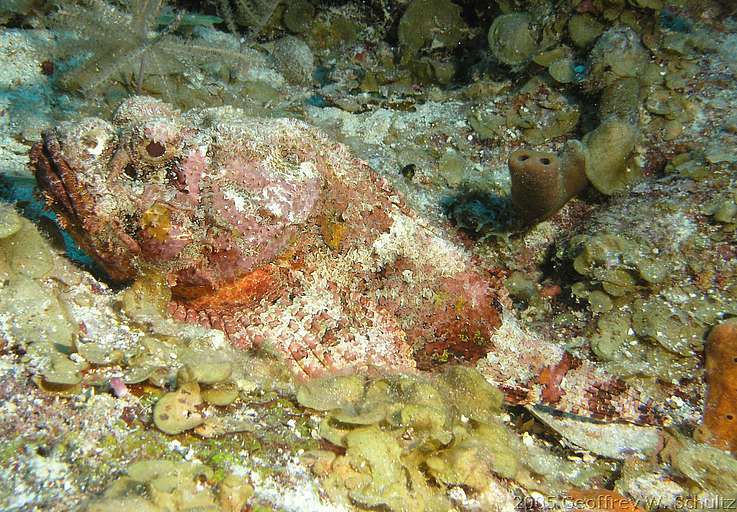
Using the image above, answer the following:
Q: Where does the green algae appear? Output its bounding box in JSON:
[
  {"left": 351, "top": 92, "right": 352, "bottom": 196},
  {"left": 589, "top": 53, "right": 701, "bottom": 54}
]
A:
[
  {"left": 398, "top": 0, "right": 466, "bottom": 59},
  {"left": 582, "top": 118, "right": 640, "bottom": 195},
  {"left": 488, "top": 12, "right": 538, "bottom": 67},
  {"left": 568, "top": 14, "right": 604, "bottom": 49},
  {"left": 295, "top": 367, "right": 599, "bottom": 510}
]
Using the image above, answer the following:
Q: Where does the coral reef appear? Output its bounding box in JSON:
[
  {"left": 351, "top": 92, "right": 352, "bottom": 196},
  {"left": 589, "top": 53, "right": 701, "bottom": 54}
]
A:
[{"left": 3, "top": 0, "right": 737, "bottom": 510}]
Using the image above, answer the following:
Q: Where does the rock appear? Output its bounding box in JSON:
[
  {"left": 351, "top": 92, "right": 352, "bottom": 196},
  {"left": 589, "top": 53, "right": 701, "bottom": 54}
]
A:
[
  {"left": 271, "top": 36, "right": 314, "bottom": 85},
  {"left": 398, "top": 0, "right": 466, "bottom": 58},
  {"left": 587, "top": 28, "right": 649, "bottom": 91}
]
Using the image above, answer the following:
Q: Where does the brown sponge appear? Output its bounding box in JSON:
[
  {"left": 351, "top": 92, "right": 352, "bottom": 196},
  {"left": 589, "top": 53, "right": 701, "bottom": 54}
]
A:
[{"left": 508, "top": 140, "right": 588, "bottom": 223}]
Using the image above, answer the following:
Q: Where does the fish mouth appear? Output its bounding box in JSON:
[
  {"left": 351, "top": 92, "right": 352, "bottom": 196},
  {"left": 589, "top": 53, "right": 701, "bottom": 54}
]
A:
[{"left": 30, "top": 132, "right": 138, "bottom": 282}]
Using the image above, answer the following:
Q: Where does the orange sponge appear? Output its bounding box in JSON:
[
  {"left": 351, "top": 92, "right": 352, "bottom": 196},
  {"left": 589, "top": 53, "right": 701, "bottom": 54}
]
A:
[{"left": 699, "top": 318, "right": 737, "bottom": 453}]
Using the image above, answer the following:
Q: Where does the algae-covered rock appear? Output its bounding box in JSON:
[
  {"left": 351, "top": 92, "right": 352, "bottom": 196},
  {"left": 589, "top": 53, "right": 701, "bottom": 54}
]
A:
[
  {"left": 549, "top": 58, "right": 575, "bottom": 83},
  {"left": 271, "top": 36, "right": 314, "bottom": 85},
  {"left": 587, "top": 289, "right": 613, "bottom": 313},
  {"left": 313, "top": 421, "right": 450, "bottom": 511},
  {"left": 0, "top": 213, "right": 54, "bottom": 279},
  {"left": 439, "top": 366, "right": 504, "bottom": 422},
  {"left": 583, "top": 117, "right": 639, "bottom": 195},
  {"left": 665, "top": 436, "right": 737, "bottom": 495},
  {"left": 0, "top": 274, "right": 78, "bottom": 353},
  {"left": 0, "top": 203, "right": 21, "bottom": 239},
  {"left": 425, "top": 421, "right": 519, "bottom": 490},
  {"left": 343, "top": 426, "right": 409, "bottom": 509},
  {"left": 488, "top": 13, "right": 539, "bottom": 67},
  {"left": 153, "top": 382, "right": 205, "bottom": 435},
  {"left": 296, "top": 374, "right": 365, "bottom": 411},
  {"left": 590, "top": 310, "right": 634, "bottom": 361},
  {"left": 590, "top": 308, "right": 699, "bottom": 382},
  {"left": 282, "top": 0, "right": 315, "bottom": 34},
  {"left": 201, "top": 381, "right": 239, "bottom": 406},
  {"left": 711, "top": 198, "right": 737, "bottom": 224},
  {"left": 588, "top": 27, "right": 649, "bottom": 90},
  {"left": 568, "top": 14, "right": 604, "bottom": 49},
  {"left": 599, "top": 77, "right": 641, "bottom": 123},
  {"left": 571, "top": 232, "right": 673, "bottom": 303},
  {"left": 178, "top": 358, "right": 232, "bottom": 386},
  {"left": 437, "top": 149, "right": 467, "bottom": 188},
  {"left": 86, "top": 460, "right": 221, "bottom": 511},
  {"left": 631, "top": 298, "right": 705, "bottom": 356},
  {"left": 505, "top": 271, "right": 538, "bottom": 302},
  {"left": 119, "top": 274, "right": 173, "bottom": 322},
  {"left": 42, "top": 352, "right": 86, "bottom": 386},
  {"left": 219, "top": 473, "right": 254, "bottom": 512},
  {"left": 398, "top": 0, "right": 466, "bottom": 57}
]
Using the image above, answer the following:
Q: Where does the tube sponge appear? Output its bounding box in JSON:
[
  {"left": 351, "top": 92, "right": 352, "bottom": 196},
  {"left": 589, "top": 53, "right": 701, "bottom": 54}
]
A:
[{"left": 508, "top": 140, "right": 588, "bottom": 222}]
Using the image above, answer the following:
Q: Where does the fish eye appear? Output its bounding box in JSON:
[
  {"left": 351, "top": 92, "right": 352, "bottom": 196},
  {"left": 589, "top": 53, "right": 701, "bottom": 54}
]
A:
[
  {"left": 145, "top": 141, "right": 166, "bottom": 158},
  {"left": 131, "top": 119, "right": 180, "bottom": 165}
]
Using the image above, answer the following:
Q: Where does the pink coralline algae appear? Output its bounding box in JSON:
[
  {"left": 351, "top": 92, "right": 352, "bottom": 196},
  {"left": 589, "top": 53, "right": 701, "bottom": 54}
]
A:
[{"left": 31, "top": 96, "right": 504, "bottom": 377}]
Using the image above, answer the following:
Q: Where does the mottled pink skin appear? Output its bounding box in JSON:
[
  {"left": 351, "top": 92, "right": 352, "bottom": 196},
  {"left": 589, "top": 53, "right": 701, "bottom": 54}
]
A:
[{"left": 32, "top": 97, "right": 322, "bottom": 293}]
